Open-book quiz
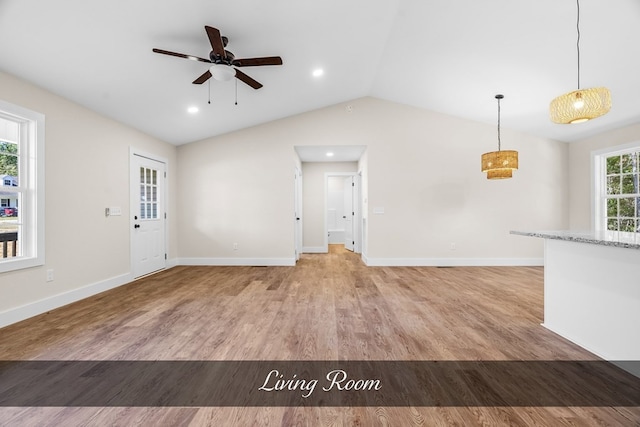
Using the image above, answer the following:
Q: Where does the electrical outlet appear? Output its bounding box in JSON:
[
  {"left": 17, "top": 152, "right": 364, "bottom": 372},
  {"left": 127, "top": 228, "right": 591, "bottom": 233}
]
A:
[
  {"left": 46, "top": 269, "right": 54, "bottom": 282},
  {"left": 233, "top": 243, "right": 238, "bottom": 251},
  {"left": 450, "top": 243, "right": 457, "bottom": 251}
]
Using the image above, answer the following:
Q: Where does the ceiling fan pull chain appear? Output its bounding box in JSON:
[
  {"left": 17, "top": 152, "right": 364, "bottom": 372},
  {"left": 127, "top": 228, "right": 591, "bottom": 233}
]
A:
[
  {"left": 235, "top": 78, "right": 238, "bottom": 106},
  {"left": 208, "top": 79, "right": 212, "bottom": 104}
]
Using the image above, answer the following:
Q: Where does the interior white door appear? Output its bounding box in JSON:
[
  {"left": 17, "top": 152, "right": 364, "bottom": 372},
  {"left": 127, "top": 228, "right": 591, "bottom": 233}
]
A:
[
  {"left": 294, "top": 168, "right": 303, "bottom": 261},
  {"left": 343, "top": 176, "right": 354, "bottom": 251},
  {"left": 131, "top": 154, "right": 166, "bottom": 278}
]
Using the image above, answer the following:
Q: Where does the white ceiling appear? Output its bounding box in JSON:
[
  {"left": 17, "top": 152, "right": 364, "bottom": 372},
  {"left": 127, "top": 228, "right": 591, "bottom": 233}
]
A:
[{"left": 1, "top": 0, "right": 638, "bottom": 146}]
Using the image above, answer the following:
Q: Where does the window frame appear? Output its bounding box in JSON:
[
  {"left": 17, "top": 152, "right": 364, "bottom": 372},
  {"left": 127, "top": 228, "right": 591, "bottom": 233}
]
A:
[
  {"left": 0, "top": 100, "right": 45, "bottom": 273},
  {"left": 592, "top": 141, "right": 640, "bottom": 234}
]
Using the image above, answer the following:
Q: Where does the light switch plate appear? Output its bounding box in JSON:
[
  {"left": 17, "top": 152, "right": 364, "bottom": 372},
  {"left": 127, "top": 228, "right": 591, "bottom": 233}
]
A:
[{"left": 106, "top": 206, "right": 122, "bottom": 217}]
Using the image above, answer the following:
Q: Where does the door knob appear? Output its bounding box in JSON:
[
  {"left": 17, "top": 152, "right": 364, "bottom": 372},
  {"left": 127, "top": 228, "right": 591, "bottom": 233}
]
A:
[{"left": 134, "top": 224, "right": 140, "bottom": 229}]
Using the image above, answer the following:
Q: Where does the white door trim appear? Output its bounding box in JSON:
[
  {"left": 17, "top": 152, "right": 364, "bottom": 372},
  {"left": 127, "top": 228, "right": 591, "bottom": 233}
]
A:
[{"left": 130, "top": 147, "right": 169, "bottom": 278}]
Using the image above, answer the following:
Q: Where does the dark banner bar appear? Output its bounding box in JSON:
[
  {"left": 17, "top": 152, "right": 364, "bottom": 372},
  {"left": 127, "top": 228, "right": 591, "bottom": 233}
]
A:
[{"left": 1, "top": 361, "right": 639, "bottom": 407}]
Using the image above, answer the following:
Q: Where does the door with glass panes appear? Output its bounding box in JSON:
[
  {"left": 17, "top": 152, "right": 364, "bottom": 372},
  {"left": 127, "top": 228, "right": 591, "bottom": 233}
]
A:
[{"left": 131, "top": 154, "right": 166, "bottom": 278}]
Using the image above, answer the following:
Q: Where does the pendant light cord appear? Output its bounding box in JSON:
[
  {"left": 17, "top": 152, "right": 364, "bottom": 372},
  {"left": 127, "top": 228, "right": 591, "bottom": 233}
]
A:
[
  {"left": 497, "top": 97, "right": 501, "bottom": 151},
  {"left": 576, "top": 0, "right": 581, "bottom": 90}
]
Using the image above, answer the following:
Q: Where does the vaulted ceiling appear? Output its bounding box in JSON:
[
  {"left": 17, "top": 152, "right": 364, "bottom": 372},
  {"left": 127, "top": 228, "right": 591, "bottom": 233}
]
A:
[{"left": 1, "top": 0, "right": 638, "bottom": 146}]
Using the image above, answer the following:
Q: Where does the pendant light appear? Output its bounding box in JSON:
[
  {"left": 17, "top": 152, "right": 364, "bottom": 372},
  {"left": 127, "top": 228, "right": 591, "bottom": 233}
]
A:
[
  {"left": 549, "top": 0, "right": 611, "bottom": 124},
  {"left": 481, "top": 94, "right": 518, "bottom": 180}
]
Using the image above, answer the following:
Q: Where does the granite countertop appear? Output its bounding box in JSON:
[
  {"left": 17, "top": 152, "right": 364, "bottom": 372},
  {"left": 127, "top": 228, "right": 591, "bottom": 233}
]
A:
[{"left": 510, "top": 230, "right": 640, "bottom": 250}]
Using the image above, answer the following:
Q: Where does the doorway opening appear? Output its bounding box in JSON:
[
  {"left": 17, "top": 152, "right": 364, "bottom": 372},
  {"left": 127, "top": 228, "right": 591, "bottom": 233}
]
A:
[
  {"left": 294, "top": 145, "right": 366, "bottom": 257},
  {"left": 325, "top": 172, "right": 360, "bottom": 253}
]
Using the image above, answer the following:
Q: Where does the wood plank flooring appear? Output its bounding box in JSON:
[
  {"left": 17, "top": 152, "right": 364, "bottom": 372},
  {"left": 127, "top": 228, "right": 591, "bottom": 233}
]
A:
[{"left": 0, "top": 245, "right": 639, "bottom": 426}]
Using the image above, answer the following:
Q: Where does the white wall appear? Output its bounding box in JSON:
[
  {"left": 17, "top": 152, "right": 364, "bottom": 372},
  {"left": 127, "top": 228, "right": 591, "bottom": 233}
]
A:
[
  {"left": 175, "top": 124, "right": 297, "bottom": 265},
  {"left": 362, "top": 99, "right": 568, "bottom": 264},
  {"left": 301, "top": 162, "right": 358, "bottom": 250},
  {"left": 0, "top": 71, "right": 177, "bottom": 324},
  {"left": 178, "top": 97, "right": 569, "bottom": 265},
  {"left": 569, "top": 123, "right": 640, "bottom": 230}
]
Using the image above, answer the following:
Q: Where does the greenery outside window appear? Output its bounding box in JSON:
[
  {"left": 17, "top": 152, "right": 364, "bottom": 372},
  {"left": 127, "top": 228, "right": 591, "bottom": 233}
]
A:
[
  {"left": 594, "top": 145, "right": 640, "bottom": 233},
  {"left": 0, "top": 100, "right": 45, "bottom": 273}
]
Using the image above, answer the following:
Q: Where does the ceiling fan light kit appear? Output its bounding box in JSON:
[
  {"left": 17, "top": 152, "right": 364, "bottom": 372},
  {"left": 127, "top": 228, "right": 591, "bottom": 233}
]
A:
[
  {"left": 549, "top": 0, "right": 611, "bottom": 124},
  {"left": 481, "top": 94, "right": 518, "bottom": 180},
  {"left": 210, "top": 64, "right": 236, "bottom": 81}
]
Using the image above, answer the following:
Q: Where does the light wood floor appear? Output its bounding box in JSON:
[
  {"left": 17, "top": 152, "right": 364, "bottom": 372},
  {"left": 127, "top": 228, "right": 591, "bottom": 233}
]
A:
[{"left": 0, "top": 245, "right": 638, "bottom": 425}]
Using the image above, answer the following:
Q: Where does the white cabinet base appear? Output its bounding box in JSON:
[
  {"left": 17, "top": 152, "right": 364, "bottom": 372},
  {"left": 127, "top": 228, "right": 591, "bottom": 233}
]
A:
[{"left": 543, "top": 239, "right": 640, "bottom": 376}]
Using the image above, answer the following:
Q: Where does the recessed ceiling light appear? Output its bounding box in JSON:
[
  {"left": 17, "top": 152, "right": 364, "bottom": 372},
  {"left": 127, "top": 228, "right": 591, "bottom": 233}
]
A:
[
  {"left": 187, "top": 106, "right": 199, "bottom": 114},
  {"left": 326, "top": 152, "right": 334, "bottom": 157},
  {"left": 312, "top": 69, "right": 324, "bottom": 77}
]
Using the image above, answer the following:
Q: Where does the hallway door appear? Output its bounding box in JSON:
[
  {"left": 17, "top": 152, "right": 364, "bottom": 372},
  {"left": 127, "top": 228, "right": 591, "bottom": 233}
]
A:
[{"left": 344, "top": 176, "right": 354, "bottom": 251}]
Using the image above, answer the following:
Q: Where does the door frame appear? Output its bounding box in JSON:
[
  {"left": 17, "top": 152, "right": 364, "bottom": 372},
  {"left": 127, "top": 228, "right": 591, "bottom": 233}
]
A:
[
  {"left": 324, "top": 171, "right": 361, "bottom": 253},
  {"left": 129, "top": 147, "right": 169, "bottom": 278}
]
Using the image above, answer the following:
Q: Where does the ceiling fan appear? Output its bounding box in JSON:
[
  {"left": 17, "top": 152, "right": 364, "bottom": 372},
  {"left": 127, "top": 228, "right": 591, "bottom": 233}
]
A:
[{"left": 152, "top": 26, "right": 283, "bottom": 90}]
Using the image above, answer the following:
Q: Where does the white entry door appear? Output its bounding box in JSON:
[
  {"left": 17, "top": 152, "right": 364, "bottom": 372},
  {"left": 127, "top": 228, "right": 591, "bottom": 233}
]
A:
[
  {"left": 131, "top": 153, "right": 166, "bottom": 278},
  {"left": 343, "top": 176, "right": 354, "bottom": 251}
]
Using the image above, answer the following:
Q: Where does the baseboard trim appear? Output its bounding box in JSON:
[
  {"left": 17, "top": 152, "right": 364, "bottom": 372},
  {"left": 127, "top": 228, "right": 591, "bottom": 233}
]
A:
[
  {"left": 302, "top": 246, "right": 327, "bottom": 254},
  {"left": 0, "top": 272, "right": 132, "bottom": 329},
  {"left": 178, "top": 257, "right": 296, "bottom": 267},
  {"left": 363, "top": 257, "right": 544, "bottom": 267}
]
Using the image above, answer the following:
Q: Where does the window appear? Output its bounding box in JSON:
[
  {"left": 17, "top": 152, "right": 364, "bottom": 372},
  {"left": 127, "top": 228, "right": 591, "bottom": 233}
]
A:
[
  {"left": 139, "top": 166, "right": 159, "bottom": 220},
  {"left": 594, "top": 144, "right": 640, "bottom": 233},
  {"left": 0, "top": 100, "right": 45, "bottom": 273}
]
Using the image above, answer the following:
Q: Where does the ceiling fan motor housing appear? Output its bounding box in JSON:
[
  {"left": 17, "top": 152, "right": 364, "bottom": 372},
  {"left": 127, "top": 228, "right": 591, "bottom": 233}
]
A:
[{"left": 210, "top": 50, "right": 234, "bottom": 65}]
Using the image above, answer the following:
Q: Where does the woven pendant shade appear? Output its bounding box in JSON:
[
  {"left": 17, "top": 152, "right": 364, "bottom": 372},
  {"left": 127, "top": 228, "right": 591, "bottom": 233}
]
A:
[
  {"left": 481, "top": 94, "right": 518, "bottom": 180},
  {"left": 550, "top": 87, "right": 611, "bottom": 124},
  {"left": 486, "top": 169, "right": 513, "bottom": 180},
  {"left": 481, "top": 150, "right": 519, "bottom": 173},
  {"left": 550, "top": 0, "right": 611, "bottom": 124}
]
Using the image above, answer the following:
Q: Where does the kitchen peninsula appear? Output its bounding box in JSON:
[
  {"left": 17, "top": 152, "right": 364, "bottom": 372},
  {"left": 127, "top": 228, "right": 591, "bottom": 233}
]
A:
[{"left": 512, "top": 230, "right": 640, "bottom": 377}]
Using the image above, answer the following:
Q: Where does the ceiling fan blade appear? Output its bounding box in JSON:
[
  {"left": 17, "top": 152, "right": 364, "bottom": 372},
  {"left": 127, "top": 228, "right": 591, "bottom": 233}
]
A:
[
  {"left": 205, "top": 26, "right": 226, "bottom": 58},
  {"left": 235, "top": 69, "right": 263, "bottom": 89},
  {"left": 192, "top": 70, "right": 212, "bottom": 84},
  {"left": 152, "top": 48, "right": 211, "bottom": 63},
  {"left": 232, "top": 56, "right": 283, "bottom": 67}
]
